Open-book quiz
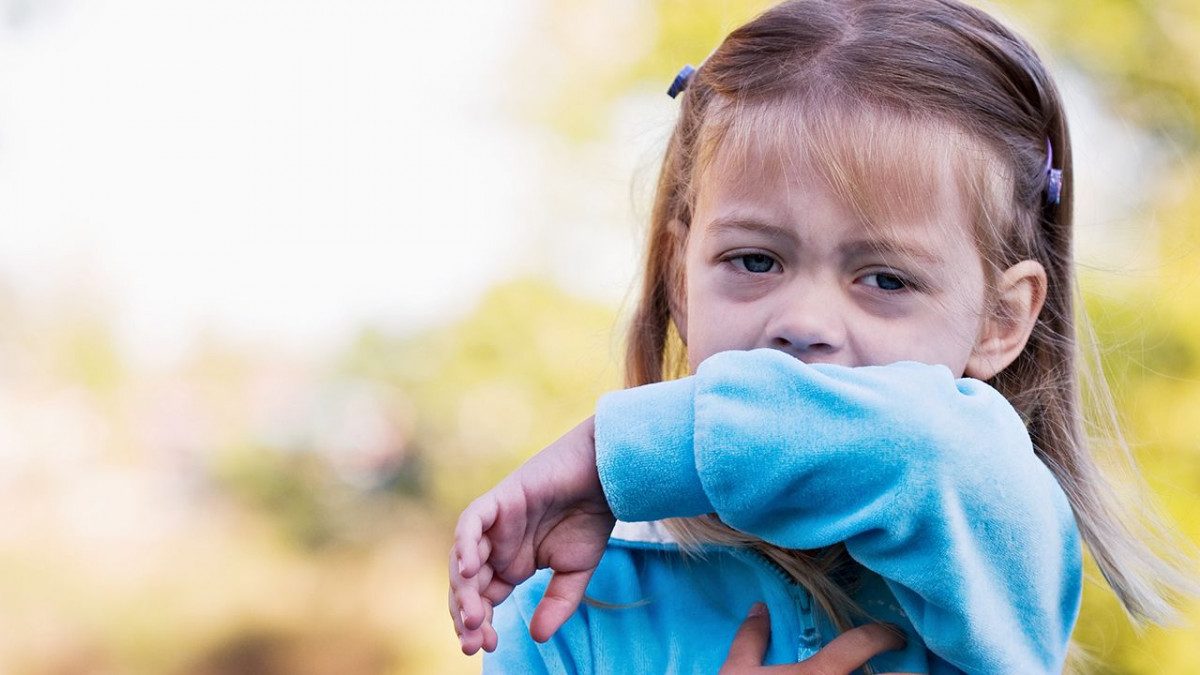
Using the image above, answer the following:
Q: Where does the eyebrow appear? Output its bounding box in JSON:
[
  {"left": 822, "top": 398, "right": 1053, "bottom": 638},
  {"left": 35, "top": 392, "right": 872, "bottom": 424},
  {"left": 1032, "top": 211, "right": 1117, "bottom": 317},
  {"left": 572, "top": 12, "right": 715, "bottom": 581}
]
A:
[
  {"left": 840, "top": 239, "right": 946, "bottom": 266},
  {"left": 705, "top": 216, "right": 800, "bottom": 246},
  {"left": 707, "top": 216, "right": 946, "bottom": 266}
]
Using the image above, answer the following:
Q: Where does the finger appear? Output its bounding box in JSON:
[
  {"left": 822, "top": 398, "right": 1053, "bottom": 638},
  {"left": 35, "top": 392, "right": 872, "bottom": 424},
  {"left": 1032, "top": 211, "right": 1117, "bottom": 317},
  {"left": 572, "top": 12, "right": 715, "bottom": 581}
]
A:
[
  {"left": 528, "top": 568, "right": 596, "bottom": 643},
  {"left": 482, "top": 574, "right": 516, "bottom": 606},
  {"left": 459, "top": 624, "right": 487, "bottom": 656},
  {"left": 450, "top": 547, "right": 487, "bottom": 631},
  {"left": 448, "top": 584, "right": 465, "bottom": 637},
  {"left": 453, "top": 537, "right": 495, "bottom": 633},
  {"left": 455, "top": 592, "right": 491, "bottom": 656},
  {"left": 799, "top": 623, "right": 906, "bottom": 674},
  {"left": 453, "top": 514, "right": 480, "bottom": 578},
  {"left": 481, "top": 600, "right": 499, "bottom": 653},
  {"left": 455, "top": 496, "right": 500, "bottom": 578},
  {"left": 483, "top": 498, "right": 529, "bottom": 574},
  {"left": 450, "top": 584, "right": 488, "bottom": 656},
  {"left": 448, "top": 552, "right": 471, "bottom": 632},
  {"left": 721, "top": 603, "right": 771, "bottom": 671},
  {"left": 477, "top": 535, "right": 492, "bottom": 570},
  {"left": 460, "top": 564, "right": 497, "bottom": 631}
]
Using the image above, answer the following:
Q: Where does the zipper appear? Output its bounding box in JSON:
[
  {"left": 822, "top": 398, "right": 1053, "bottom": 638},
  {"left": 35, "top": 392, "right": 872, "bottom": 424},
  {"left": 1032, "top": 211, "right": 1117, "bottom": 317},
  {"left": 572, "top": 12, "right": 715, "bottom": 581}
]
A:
[
  {"left": 793, "top": 580, "right": 823, "bottom": 660},
  {"left": 737, "top": 548, "right": 824, "bottom": 661}
]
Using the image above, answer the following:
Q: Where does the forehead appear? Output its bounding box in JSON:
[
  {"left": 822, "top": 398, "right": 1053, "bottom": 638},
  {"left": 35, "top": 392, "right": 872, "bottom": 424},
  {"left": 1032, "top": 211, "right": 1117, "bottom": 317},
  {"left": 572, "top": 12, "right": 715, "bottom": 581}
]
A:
[{"left": 694, "top": 101, "right": 994, "bottom": 243}]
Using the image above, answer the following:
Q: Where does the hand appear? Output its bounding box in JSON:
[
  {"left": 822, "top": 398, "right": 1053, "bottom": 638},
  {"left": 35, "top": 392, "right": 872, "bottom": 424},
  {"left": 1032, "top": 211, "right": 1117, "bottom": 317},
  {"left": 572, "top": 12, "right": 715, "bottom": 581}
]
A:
[
  {"left": 720, "top": 604, "right": 911, "bottom": 675},
  {"left": 449, "top": 417, "right": 617, "bottom": 655}
]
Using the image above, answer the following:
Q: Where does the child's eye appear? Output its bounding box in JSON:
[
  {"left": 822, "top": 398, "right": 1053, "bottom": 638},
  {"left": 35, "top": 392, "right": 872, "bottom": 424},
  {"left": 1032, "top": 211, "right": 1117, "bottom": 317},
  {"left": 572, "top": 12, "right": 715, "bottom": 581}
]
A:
[
  {"left": 860, "top": 272, "right": 910, "bottom": 291},
  {"left": 730, "top": 254, "right": 779, "bottom": 274}
]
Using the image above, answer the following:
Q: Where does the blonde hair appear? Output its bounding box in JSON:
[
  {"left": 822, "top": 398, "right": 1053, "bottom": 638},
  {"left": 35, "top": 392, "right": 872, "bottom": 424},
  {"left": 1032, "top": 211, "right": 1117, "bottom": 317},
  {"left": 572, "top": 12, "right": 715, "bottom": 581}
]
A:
[{"left": 625, "top": 0, "right": 1194, "bottom": 641}]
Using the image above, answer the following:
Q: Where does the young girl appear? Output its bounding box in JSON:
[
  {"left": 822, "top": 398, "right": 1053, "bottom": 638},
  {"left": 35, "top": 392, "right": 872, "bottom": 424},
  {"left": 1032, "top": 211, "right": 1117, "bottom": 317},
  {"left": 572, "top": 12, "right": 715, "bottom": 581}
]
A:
[{"left": 450, "top": 0, "right": 1191, "bottom": 672}]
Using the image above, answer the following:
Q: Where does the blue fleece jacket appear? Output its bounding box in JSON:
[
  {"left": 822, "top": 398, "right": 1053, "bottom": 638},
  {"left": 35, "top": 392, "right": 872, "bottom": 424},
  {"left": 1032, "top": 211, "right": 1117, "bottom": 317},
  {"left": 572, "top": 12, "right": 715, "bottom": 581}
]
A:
[{"left": 485, "top": 349, "right": 1082, "bottom": 674}]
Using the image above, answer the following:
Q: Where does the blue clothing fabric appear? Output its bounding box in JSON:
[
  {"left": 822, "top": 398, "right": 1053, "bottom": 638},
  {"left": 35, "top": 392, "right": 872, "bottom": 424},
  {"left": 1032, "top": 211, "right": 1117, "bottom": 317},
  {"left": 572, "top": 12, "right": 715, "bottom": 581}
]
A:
[
  {"left": 489, "top": 524, "right": 937, "bottom": 673},
  {"left": 485, "top": 349, "right": 1082, "bottom": 674}
]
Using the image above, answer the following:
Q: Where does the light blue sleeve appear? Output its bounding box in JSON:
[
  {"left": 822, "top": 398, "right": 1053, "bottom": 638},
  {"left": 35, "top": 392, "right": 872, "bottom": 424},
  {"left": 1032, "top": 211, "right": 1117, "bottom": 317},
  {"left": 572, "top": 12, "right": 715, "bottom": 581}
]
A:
[{"left": 594, "top": 349, "right": 1082, "bottom": 675}]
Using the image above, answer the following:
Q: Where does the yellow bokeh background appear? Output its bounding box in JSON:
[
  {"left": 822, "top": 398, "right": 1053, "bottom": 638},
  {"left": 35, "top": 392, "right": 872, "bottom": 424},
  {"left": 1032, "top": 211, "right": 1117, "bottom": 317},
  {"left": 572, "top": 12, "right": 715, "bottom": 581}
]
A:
[{"left": 1, "top": 1, "right": 1197, "bottom": 673}]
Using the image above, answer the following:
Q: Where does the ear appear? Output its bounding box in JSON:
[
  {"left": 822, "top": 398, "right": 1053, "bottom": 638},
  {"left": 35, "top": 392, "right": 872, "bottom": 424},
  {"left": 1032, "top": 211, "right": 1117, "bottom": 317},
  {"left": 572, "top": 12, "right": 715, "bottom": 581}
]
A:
[
  {"left": 666, "top": 218, "right": 690, "bottom": 343},
  {"left": 965, "top": 260, "right": 1047, "bottom": 381}
]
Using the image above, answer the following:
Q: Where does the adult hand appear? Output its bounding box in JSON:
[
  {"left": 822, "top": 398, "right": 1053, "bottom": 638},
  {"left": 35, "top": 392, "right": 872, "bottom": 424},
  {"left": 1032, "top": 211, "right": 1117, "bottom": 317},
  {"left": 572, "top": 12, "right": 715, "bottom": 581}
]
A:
[
  {"left": 449, "top": 417, "right": 616, "bottom": 655},
  {"left": 720, "top": 604, "right": 912, "bottom": 675}
]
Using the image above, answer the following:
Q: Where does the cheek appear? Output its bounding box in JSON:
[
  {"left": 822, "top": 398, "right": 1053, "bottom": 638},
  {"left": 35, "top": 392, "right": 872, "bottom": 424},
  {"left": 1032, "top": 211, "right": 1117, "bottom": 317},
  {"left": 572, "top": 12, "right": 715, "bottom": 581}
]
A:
[
  {"left": 851, "top": 300, "right": 983, "bottom": 374},
  {"left": 684, "top": 283, "right": 760, "bottom": 368},
  {"left": 914, "top": 329, "right": 977, "bottom": 374},
  {"left": 909, "top": 304, "right": 984, "bottom": 374},
  {"left": 901, "top": 261, "right": 988, "bottom": 373},
  {"left": 683, "top": 296, "right": 725, "bottom": 369}
]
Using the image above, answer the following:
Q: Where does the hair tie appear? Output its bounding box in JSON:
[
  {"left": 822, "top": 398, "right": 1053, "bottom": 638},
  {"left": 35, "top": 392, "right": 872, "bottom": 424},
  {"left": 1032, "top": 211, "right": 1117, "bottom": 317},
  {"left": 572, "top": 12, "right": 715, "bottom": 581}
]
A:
[
  {"left": 1045, "top": 138, "right": 1063, "bottom": 206},
  {"left": 667, "top": 64, "right": 696, "bottom": 99}
]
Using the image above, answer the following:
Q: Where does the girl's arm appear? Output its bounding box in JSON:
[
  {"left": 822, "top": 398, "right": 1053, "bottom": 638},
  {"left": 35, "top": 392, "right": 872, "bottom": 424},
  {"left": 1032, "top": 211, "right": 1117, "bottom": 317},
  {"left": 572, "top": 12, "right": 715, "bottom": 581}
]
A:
[
  {"left": 596, "top": 348, "right": 1082, "bottom": 674},
  {"left": 453, "top": 348, "right": 1081, "bottom": 672}
]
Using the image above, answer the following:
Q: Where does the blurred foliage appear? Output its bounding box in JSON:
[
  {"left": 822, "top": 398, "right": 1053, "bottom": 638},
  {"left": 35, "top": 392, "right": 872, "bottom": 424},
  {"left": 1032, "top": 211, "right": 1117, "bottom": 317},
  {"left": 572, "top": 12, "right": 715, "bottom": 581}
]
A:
[
  {"left": 0, "top": 276, "right": 620, "bottom": 674},
  {"left": 338, "top": 279, "right": 622, "bottom": 516},
  {"left": 1002, "top": 0, "right": 1200, "bottom": 143},
  {"left": 216, "top": 447, "right": 367, "bottom": 551}
]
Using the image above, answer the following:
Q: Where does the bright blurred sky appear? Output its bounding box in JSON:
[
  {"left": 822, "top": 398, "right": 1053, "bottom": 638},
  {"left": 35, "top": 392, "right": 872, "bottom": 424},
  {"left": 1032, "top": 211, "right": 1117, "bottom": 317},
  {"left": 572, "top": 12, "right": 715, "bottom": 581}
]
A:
[
  {"left": 0, "top": 0, "right": 554, "bottom": 365},
  {"left": 0, "top": 0, "right": 1165, "bottom": 368}
]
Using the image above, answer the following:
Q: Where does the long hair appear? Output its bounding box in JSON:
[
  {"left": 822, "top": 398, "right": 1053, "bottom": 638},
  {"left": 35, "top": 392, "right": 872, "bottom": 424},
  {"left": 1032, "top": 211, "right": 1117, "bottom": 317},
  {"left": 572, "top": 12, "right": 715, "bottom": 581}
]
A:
[{"left": 625, "top": 0, "right": 1192, "bottom": 639}]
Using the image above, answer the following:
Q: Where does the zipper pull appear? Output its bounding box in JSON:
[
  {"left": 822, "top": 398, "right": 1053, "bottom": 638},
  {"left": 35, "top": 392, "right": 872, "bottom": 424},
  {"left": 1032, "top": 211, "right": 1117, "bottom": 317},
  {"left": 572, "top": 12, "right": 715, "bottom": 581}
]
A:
[{"left": 795, "top": 586, "right": 822, "bottom": 661}]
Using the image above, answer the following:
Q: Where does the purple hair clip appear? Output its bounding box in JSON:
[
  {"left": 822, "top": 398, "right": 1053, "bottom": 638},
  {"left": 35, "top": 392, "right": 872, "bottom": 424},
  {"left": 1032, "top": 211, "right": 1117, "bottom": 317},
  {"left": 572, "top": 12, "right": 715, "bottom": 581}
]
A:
[
  {"left": 667, "top": 64, "right": 696, "bottom": 99},
  {"left": 1045, "top": 138, "right": 1063, "bottom": 206}
]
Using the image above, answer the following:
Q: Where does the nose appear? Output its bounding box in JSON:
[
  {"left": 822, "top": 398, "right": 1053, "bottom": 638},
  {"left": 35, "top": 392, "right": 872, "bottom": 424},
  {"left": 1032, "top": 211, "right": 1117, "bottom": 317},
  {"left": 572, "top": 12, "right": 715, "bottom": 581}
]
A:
[{"left": 764, "top": 287, "right": 847, "bottom": 361}]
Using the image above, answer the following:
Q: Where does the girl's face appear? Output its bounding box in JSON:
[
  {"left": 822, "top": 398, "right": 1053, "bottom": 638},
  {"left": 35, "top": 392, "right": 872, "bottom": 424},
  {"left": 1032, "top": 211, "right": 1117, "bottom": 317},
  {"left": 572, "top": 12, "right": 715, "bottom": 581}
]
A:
[{"left": 681, "top": 137, "right": 995, "bottom": 377}]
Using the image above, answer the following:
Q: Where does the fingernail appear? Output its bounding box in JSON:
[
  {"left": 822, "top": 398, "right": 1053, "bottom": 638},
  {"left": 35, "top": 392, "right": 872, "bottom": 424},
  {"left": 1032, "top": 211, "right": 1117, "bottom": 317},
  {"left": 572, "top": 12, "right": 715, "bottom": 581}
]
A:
[{"left": 748, "top": 602, "right": 767, "bottom": 617}]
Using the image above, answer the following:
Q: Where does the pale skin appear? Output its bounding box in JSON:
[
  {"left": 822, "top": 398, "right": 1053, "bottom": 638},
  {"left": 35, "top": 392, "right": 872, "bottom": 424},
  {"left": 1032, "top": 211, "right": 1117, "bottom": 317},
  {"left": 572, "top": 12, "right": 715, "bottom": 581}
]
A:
[{"left": 450, "top": 132, "right": 1047, "bottom": 671}]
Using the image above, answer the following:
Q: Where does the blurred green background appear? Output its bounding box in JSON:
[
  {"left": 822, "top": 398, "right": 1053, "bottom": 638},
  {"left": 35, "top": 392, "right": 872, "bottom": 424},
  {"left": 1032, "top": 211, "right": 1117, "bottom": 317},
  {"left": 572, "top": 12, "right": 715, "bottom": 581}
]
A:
[{"left": 0, "top": 0, "right": 1197, "bottom": 673}]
